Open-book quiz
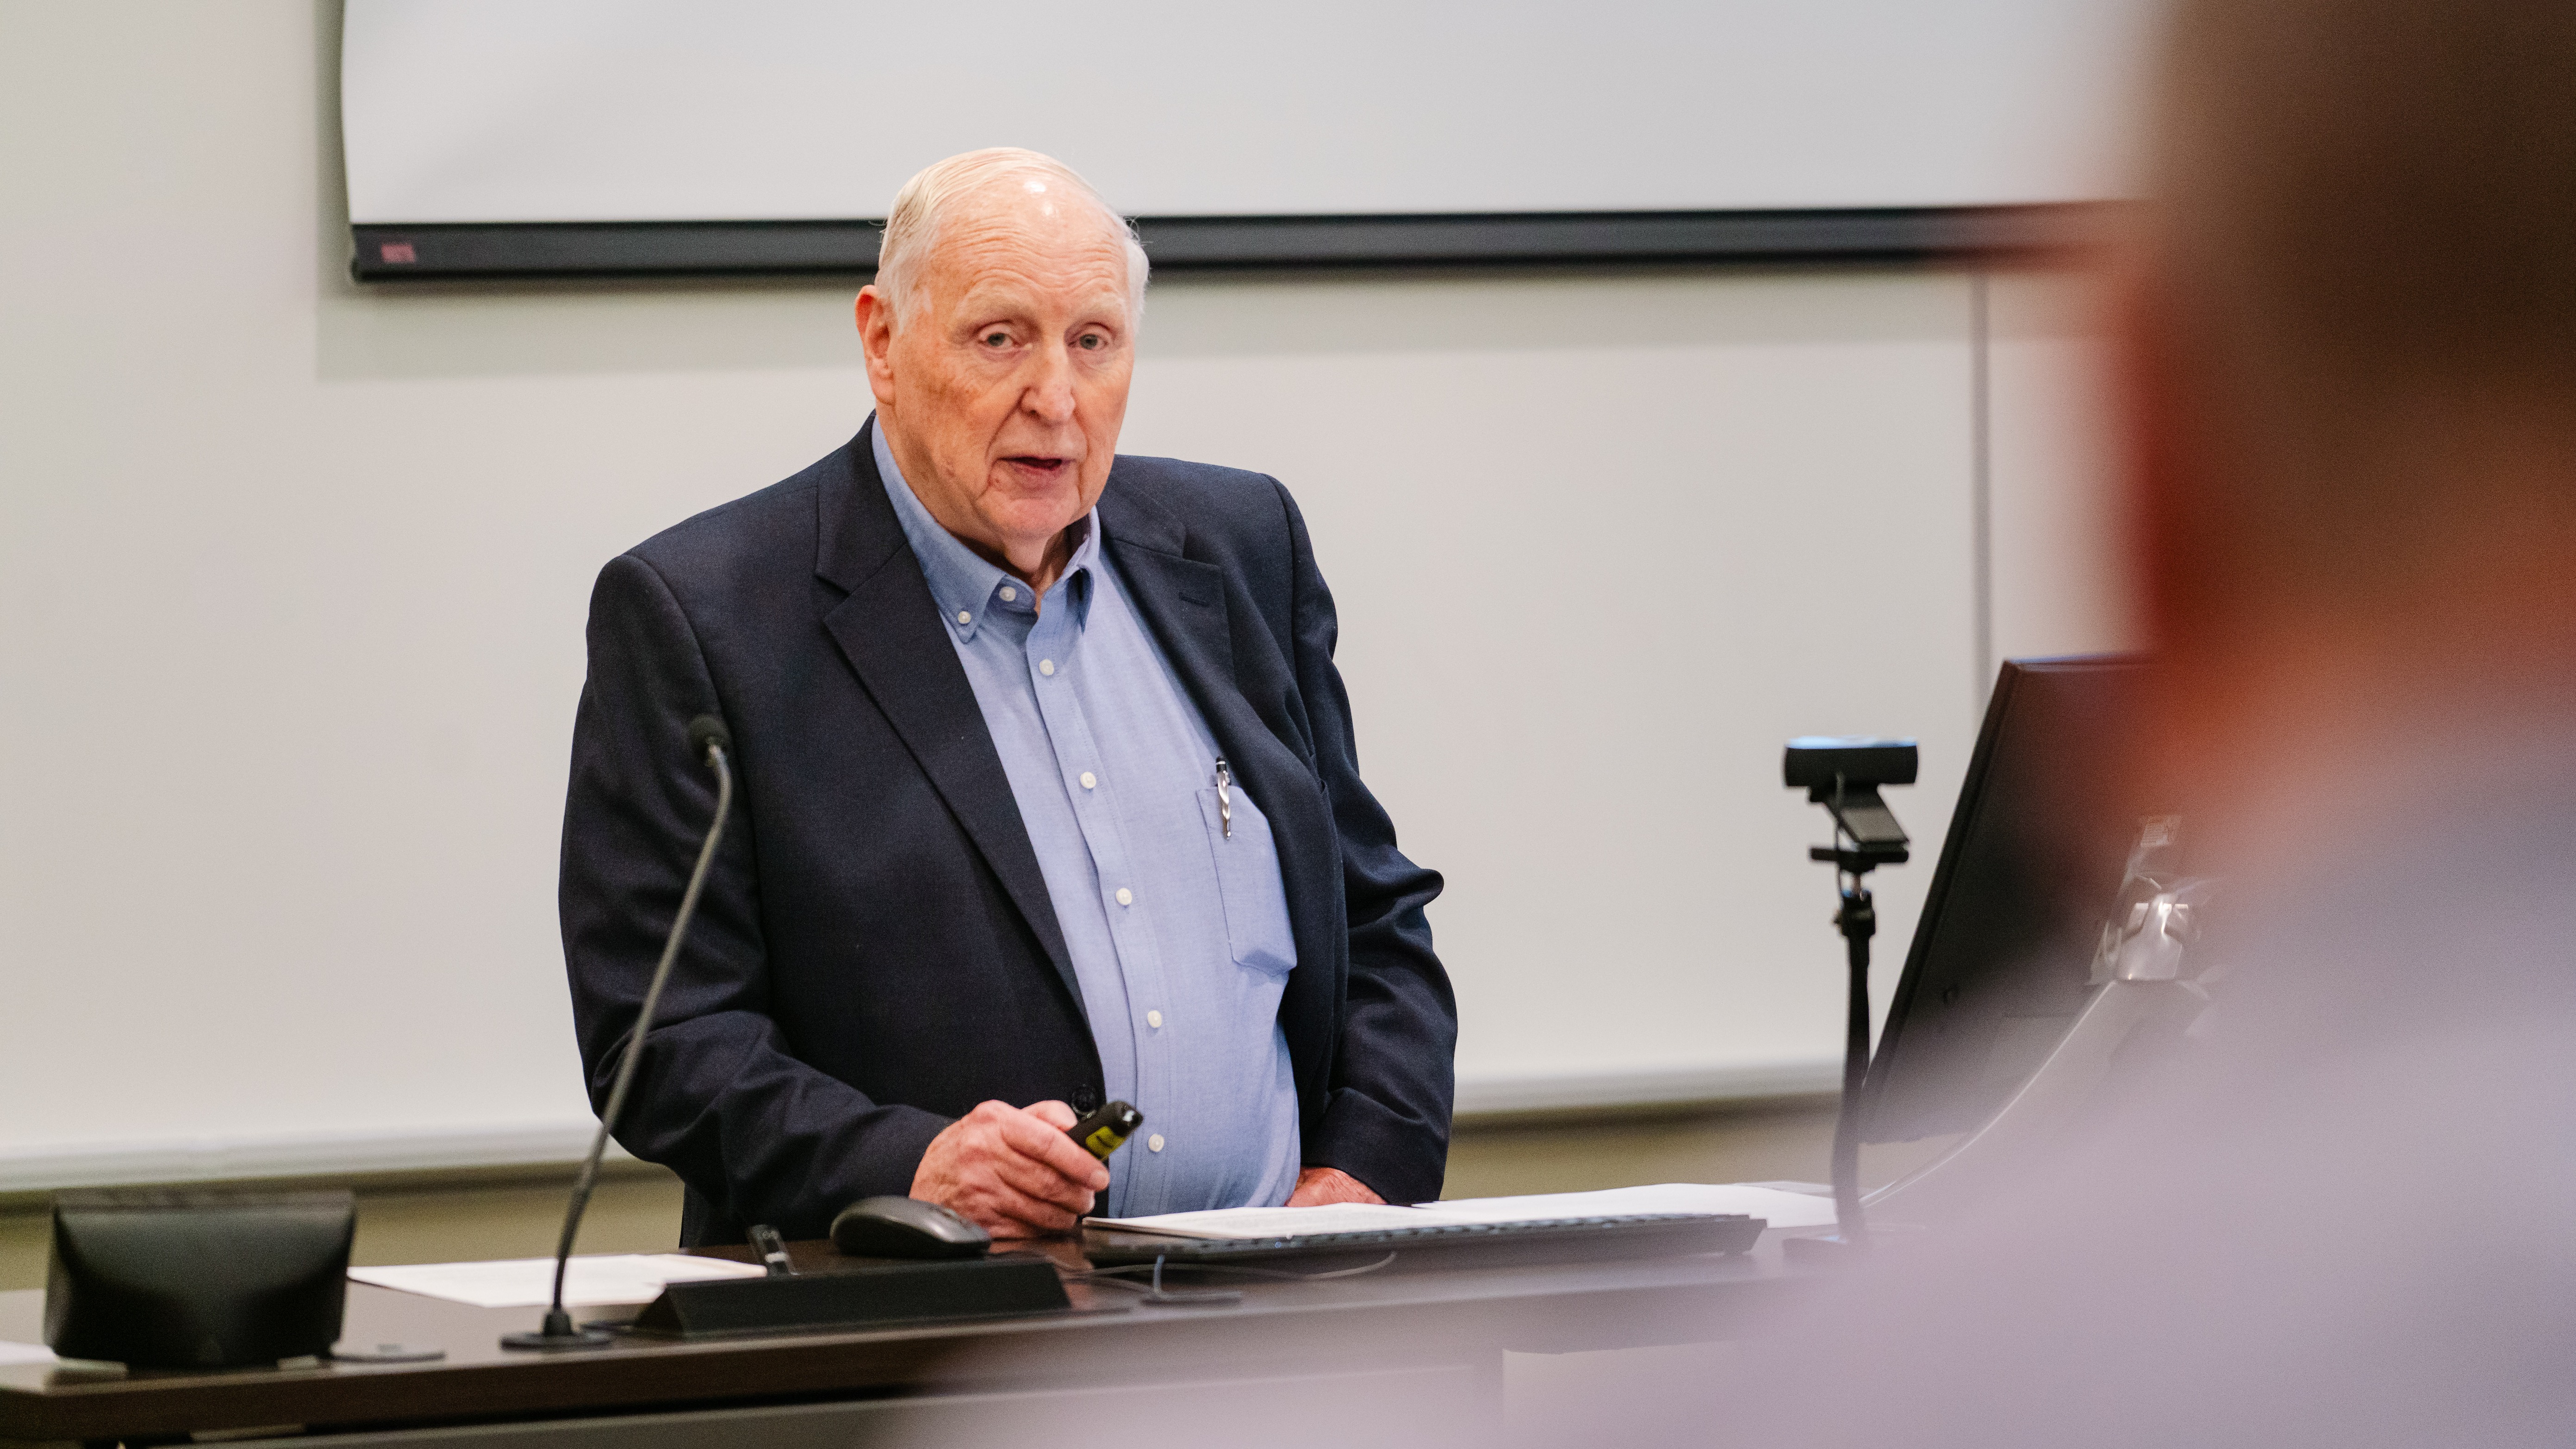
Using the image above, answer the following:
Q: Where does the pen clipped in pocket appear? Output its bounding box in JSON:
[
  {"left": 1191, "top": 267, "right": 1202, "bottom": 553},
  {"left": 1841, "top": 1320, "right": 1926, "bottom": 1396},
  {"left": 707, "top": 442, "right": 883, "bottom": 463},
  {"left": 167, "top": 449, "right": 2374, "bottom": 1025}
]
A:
[{"left": 1197, "top": 765, "right": 1295, "bottom": 977}]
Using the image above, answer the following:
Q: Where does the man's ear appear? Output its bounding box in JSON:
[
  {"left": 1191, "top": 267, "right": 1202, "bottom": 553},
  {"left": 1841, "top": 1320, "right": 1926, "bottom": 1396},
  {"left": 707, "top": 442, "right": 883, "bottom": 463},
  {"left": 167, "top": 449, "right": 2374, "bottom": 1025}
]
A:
[{"left": 855, "top": 287, "right": 899, "bottom": 408}]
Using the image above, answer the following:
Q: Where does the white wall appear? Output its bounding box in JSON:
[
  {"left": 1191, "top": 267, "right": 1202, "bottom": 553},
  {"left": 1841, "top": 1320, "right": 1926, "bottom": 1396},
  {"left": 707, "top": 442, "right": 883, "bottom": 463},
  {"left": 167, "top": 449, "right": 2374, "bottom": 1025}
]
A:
[
  {"left": 1987, "top": 273, "right": 2139, "bottom": 666},
  {"left": 0, "top": 0, "right": 2132, "bottom": 1187}
]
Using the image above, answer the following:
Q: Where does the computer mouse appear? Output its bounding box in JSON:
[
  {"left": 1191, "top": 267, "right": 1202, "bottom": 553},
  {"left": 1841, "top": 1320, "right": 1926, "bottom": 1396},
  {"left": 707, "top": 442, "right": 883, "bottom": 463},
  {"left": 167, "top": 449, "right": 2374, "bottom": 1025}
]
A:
[{"left": 828, "top": 1195, "right": 992, "bottom": 1260}]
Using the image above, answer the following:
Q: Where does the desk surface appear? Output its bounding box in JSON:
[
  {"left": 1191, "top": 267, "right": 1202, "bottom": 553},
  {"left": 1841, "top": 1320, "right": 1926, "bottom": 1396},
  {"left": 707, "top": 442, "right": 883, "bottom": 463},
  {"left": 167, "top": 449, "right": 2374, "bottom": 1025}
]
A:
[{"left": 0, "top": 1235, "right": 1805, "bottom": 1443}]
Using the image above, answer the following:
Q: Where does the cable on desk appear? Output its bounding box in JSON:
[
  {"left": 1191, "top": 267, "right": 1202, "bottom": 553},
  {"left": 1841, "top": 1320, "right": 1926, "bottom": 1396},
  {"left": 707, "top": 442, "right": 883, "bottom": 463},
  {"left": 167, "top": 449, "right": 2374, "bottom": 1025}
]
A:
[{"left": 1070, "top": 1250, "right": 1400, "bottom": 1300}]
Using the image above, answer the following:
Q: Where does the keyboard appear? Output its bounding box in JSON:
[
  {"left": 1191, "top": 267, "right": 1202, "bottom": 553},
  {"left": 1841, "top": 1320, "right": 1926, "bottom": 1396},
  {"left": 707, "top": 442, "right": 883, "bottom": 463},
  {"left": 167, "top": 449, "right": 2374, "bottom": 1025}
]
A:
[{"left": 1081, "top": 1211, "right": 1762, "bottom": 1269}]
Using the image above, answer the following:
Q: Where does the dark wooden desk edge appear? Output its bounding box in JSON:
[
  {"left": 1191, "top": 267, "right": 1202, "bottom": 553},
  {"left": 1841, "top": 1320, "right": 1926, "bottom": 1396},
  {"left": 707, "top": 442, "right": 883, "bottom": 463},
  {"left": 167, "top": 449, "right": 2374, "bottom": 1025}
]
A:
[{"left": 0, "top": 1236, "right": 1811, "bottom": 1442}]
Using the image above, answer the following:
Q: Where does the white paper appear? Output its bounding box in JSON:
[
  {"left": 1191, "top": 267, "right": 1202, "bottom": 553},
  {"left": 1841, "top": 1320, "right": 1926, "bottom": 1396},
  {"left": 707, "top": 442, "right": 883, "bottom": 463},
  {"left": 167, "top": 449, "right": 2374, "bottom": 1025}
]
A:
[
  {"left": 0, "top": 1340, "right": 59, "bottom": 1366},
  {"left": 1425, "top": 1183, "right": 1842, "bottom": 1230},
  {"left": 1094, "top": 1182, "right": 1839, "bottom": 1240},
  {"left": 348, "top": 1254, "right": 764, "bottom": 1308}
]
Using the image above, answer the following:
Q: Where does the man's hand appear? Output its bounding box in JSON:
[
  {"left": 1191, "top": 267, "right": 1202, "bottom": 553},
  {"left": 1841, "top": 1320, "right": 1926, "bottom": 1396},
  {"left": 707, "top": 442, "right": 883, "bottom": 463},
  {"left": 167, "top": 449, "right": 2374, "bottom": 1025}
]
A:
[
  {"left": 1286, "top": 1166, "right": 1385, "bottom": 1207},
  {"left": 911, "top": 1100, "right": 1110, "bottom": 1238}
]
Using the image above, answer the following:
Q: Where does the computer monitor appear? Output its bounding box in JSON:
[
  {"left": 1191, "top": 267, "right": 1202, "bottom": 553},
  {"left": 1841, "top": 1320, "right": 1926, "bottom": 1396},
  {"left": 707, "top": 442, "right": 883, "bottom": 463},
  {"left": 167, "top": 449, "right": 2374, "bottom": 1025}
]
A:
[{"left": 1860, "top": 655, "right": 2172, "bottom": 1144}]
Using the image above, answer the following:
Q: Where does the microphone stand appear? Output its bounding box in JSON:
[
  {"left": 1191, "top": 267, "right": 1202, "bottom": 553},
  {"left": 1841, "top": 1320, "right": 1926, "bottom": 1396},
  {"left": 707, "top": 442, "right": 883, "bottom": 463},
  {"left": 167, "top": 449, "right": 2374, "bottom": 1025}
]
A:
[{"left": 503, "top": 717, "right": 734, "bottom": 1350}]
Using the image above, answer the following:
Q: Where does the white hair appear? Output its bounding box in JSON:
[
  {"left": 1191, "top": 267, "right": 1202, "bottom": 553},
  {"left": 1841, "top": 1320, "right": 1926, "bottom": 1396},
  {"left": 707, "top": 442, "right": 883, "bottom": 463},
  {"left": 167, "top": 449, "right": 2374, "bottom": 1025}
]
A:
[{"left": 873, "top": 148, "right": 1149, "bottom": 329}]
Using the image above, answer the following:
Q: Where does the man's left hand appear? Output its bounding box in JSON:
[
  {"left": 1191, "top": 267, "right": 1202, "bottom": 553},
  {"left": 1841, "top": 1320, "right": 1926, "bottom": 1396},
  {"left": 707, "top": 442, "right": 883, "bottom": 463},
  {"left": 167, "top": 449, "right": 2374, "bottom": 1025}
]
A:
[{"left": 1287, "top": 1166, "right": 1384, "bottom": 1206}]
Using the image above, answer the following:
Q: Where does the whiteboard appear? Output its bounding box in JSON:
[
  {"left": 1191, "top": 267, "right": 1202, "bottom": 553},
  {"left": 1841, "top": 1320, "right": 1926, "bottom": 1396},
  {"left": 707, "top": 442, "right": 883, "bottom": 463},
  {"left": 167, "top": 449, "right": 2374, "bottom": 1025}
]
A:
[{"left": 341, "top": 0, "right": 2145, "bottom": 224}]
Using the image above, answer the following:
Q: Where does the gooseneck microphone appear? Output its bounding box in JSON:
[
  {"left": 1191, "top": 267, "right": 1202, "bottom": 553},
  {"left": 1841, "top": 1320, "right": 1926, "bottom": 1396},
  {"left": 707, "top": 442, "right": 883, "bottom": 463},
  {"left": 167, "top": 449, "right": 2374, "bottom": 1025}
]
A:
[{"left": 504, "top": 714, "right": 734, "bottom": 1351}]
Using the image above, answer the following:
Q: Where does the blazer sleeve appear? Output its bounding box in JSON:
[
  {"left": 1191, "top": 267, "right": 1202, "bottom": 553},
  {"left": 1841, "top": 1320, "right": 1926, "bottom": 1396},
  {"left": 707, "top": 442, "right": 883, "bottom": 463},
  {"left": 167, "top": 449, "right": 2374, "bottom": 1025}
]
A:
[
  {"left": 559, "top": 553, "right": 950, "bottom": 1239},
  {"left": 1274, "top": 482, "right": 1460, "bottom": 1204}
]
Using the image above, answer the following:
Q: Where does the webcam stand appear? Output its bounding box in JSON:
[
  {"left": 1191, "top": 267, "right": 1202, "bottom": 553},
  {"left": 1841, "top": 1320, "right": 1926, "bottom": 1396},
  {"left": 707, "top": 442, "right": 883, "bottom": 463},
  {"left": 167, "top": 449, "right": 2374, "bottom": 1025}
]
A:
[{"left": 1788, "top": 768, "right": 1913, "bottom": 1263}]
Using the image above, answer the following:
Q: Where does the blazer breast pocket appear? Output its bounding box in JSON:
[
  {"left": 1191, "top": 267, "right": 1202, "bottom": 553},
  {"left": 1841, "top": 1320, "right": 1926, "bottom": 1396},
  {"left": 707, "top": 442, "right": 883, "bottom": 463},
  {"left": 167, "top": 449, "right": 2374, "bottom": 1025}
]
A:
[{"left": 1197, "top": 786, "right": 1298, "bottom": 977}]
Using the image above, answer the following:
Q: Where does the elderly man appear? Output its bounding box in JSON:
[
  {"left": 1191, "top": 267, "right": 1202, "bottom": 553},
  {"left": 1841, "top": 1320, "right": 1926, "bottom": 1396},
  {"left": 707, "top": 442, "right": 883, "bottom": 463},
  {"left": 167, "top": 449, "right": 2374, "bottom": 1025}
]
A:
[{"left": 558, "top": 149, "right": 1454, "bottom": 1245}]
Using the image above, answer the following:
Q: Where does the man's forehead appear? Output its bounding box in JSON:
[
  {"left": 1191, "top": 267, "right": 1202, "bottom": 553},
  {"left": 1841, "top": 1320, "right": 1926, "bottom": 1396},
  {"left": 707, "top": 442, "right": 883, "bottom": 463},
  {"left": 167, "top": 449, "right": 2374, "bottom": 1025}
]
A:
[{"left": 932, "top": 211, "right": 1130, "bottom": 317}]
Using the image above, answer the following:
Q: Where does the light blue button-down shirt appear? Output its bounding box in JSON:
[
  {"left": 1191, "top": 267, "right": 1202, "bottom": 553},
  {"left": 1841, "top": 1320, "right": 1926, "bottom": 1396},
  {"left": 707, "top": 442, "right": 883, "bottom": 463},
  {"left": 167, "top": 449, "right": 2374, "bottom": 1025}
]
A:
[{"left": 873, "top": 423, "right": 1303, "bottom": 1217}]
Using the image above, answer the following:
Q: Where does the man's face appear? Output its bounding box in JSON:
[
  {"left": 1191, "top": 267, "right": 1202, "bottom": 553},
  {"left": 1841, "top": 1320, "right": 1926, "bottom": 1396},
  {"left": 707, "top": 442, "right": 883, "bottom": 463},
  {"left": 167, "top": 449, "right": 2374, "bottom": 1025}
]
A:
[{"left": 859, "top": 182, "right": 1135, "bottom": 574}]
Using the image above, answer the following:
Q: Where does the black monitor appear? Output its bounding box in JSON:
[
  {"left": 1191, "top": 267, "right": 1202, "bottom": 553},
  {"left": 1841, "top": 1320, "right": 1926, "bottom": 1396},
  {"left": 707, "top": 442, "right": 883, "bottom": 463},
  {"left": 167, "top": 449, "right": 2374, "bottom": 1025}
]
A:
[{"left": 1860, "top": 655, "right": 2173, "bottom": 1144}]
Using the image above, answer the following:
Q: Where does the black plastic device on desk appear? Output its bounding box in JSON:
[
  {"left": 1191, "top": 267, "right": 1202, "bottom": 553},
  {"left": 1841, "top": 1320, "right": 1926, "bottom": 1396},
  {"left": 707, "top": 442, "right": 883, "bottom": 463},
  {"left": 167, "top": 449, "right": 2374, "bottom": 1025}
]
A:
[
  {"left": 631, "top": 1198, "right": 1052, "bottom": 1340},
  {"left": 45, "top": 1189, "right": 355, "bottom": 1368},
  {"left": 748, "top": 1223, "right": 795, "bottom": 1276},
  {"left": 828, "top": 1197, "right": 990, "bottom": 1260},
  {"left": 627, "top": 1257, "right": 1071, "bottom": 1340}
]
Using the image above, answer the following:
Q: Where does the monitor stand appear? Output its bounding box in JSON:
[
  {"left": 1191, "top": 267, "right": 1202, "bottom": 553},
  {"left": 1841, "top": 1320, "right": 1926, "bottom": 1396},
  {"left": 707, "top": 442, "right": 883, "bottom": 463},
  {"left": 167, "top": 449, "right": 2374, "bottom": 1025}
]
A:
[{"left": 1865, "top": 879, "right": 2218, "bottom": 1225}]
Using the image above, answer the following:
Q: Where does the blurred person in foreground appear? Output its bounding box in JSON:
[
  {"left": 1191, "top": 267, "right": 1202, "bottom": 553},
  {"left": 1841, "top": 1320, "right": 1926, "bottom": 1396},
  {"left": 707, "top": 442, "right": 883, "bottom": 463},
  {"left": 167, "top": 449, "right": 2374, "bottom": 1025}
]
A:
[{"left": 1663, "top": 0, "right": 2576, "bottom": 1444}]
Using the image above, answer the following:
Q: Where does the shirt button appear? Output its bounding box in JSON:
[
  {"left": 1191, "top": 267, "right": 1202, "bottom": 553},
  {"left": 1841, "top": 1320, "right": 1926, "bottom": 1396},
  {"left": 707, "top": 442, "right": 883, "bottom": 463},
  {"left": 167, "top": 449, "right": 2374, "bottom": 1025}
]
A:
[
  {"left": 1039, "top": 659, "right": 1056, "bottom": 676},
  {"left": 954, "top": 610, "right": 971, "bottom": 625},
  {"left": 999, "top": 586, "right": 1016, "bottom": 602},
  {"left": 1146, "top": 1009, "right": 1163, "bottom": 1028},
  {"left": 1115, "top": 887, "right": 1133, "bottom": 906},
  {"left": 1079, "top": 771, "right": 1097, "bottom": 790},
  {"left": 1147, "top": 1134, "right": 1165, "bottom": 1153}
]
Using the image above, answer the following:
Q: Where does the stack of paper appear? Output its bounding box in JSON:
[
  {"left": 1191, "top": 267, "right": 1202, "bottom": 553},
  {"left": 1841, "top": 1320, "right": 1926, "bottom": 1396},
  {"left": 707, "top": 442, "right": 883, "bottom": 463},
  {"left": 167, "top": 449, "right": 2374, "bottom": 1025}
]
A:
[
  {"left": 1090, "top": 1182, "right": 1839, "bottom": 1238},
  {"left": 348, "top": 1254, "right": 765, "bottom": 1308}
]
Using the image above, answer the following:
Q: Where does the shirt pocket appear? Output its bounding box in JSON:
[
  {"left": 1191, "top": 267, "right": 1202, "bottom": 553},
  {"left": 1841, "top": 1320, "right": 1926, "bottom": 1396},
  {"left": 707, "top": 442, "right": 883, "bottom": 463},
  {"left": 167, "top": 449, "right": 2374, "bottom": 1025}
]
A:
[{"left": 1196, "top": 785, "right": 1298, "bottom": 977}]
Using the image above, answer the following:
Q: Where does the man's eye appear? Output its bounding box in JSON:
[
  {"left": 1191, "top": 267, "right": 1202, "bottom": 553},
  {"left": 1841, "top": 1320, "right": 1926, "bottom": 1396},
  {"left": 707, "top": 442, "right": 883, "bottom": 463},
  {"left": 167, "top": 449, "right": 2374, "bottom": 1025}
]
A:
[
  {"left": 983, "top": 330, "right": 1010, "bottom": 347},
  {"left": 1076, "top": 334, "right": 1104, "bottom": 350}
]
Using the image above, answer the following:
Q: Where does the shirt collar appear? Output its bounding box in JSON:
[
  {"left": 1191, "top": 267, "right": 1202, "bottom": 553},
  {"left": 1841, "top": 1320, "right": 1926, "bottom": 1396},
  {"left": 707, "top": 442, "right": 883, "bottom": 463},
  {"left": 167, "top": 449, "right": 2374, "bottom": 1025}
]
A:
[{"left": 872, "top": 416, "right": 1099, "bottom": 642}]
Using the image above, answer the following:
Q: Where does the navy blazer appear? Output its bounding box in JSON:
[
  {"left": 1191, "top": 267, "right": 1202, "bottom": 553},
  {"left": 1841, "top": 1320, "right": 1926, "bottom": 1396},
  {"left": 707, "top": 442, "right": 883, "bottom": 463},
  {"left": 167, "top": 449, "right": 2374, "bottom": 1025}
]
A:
[{"left": 559, "top": 425, "right": 1456, "bottom": 1244}]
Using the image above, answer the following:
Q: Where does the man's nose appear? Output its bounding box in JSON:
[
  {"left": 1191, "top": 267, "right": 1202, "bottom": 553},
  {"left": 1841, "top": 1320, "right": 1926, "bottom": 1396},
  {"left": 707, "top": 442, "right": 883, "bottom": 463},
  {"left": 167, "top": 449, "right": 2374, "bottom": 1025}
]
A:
[{"left": 1018, "top": 342, "right": 1078, "bottom": 424}]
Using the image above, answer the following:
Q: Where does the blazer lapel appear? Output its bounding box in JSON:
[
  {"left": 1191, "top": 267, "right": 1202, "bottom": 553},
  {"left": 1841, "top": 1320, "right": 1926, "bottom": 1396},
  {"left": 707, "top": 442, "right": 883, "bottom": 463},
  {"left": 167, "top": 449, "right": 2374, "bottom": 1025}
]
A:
[{"left": 813, "top": 427, "right": 1085, "bottom": 1025}]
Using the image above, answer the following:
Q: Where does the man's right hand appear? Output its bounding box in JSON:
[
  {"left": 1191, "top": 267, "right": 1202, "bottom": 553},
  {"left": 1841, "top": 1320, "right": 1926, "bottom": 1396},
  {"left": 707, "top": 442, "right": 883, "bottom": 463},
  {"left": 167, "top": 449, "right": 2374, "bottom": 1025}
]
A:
[{"left": 910, "top": 1099, "right": 1111, "bottom": 1238}]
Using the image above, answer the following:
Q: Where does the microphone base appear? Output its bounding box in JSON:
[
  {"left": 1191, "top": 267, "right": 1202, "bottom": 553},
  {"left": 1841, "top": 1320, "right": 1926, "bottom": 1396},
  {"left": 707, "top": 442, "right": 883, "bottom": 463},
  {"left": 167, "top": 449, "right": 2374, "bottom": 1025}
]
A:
[{"left": 500, "top": 1309, "right": 616, "bottom": 1351}]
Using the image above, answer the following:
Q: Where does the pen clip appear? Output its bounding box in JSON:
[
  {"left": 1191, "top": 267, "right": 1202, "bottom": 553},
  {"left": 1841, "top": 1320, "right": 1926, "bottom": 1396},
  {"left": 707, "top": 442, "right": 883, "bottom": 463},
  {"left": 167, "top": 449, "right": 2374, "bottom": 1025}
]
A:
[{"left": 1214, "top": 759, "right": 1232, "bottom": 840}]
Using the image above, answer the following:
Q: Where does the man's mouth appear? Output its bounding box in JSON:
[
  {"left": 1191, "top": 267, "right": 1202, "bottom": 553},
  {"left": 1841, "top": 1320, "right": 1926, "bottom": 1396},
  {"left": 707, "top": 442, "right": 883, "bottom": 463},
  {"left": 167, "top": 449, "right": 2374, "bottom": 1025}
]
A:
[{"left": 1001, "top": 455, "right": 1071, "bottom": 477}]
